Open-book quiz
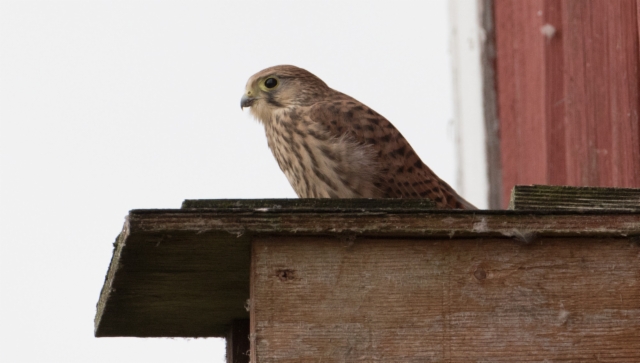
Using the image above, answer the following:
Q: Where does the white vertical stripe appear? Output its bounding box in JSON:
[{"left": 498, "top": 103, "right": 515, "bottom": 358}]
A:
[{"left": 449, "top": 0, "right": 490, "bottom": 209}]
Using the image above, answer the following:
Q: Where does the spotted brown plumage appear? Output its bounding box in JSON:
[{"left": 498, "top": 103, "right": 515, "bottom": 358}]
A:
[{"left": 241, "top": 65, "right": 476, "bottom": 209}]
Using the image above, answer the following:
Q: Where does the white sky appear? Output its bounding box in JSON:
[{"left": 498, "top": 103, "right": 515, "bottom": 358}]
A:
[{"left": 0, "top": 1, "right": 455, "bottom": 362}]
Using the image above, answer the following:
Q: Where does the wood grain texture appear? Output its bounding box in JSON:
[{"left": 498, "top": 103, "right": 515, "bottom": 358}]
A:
[
  {"left": 251, "top": 236, "right": 640, "bottom": 362},
  {"left": 123, "top": 208, "right": 640, "bottom": 239},
  {"left": 182, "top": 198, "right": 435, "bottom": 210},
  {"left": 562, "top": 0, "right": 640, "bottom": 187},
  {"left": 495, "top": 0, "right": 550, "bottom": 207},
  {"left": 510, "top": 185, "right": 640, "bottom": 211},
  {"left": 94, "top": 230, "right": 251, "bottom": 337},
  {"left": 95, "top": 200, "right": 640, "bottom": 338},
  {"left": 494, "top": 0, "right": 640, "bottom": 208},
  {"left": 227, "top": 320, "right": 250, "bottom": 363}
]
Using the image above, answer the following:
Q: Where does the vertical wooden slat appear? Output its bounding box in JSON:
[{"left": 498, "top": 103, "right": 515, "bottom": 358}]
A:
[
  {"left": 564, "top": 0, "right": 614, "bottom": 185},
  {"left": 226, "top": 320, "right": 250, "bottom": 363},
  {"left": 494, "top": 0, "right": 640, "bottom": 208},
  {"left": 561, "top": 0, "right": 588, "bottom": 185},
  {"left": 517, "top": 1, "right": 548, "bottom": 187},
  {"left": 562, "top": 0, "right": 640, "bottom": 187},
  {"left": 494, "top": 0, "right": 517, "bottom": 207},
  {"left": 610, "top": 0, "right": 640, "bottom": 186},
  {"left": 249, "top": 242, "right": 257, "bottom": 363},
  {"left": 543, "top": 0, "right": 566, "bottom": 186},
  {"left": 638, "top": 0, "right": 640, "bottom": 62},
  {"left": 495, "top": 0, "right": 550, "bottom": 206}
]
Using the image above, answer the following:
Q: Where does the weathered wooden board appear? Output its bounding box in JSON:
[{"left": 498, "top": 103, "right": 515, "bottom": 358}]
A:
[
  {"left": 182, "top": 198, "right": 436, "bottom": 210},
  {"left": 95, "top": 199, "right": 640, "bottom": 339},
  {"left": 226, "top": 320, "right": 250, "bottom": 363},
  {"left": 122, "top": 209, "right": 639, "bottom": 240},
  {"left": 95, "top": 230, "right": 251, "bottom": 337},
  {"left": 251, "top": 236, "right": 640, "bottom": 362},
  {"left": 510, "top": 185, "right": 640, "bottom": 211}
]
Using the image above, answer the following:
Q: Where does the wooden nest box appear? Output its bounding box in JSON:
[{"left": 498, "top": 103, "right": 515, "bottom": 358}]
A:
[{"left": 95, "top": 186, "right": 640, "bottom": 362}]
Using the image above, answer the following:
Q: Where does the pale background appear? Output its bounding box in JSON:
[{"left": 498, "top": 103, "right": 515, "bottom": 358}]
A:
[{"left": 0, "top": 1, "right": 463, "bottom": 362}]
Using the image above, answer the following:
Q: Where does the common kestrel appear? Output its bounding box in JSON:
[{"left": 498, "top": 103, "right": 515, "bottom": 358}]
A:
[{"left": 241, "top": 65, "right": 475, "bottom": 209}]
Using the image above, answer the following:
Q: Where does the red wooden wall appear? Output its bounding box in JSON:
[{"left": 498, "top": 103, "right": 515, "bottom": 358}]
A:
[{"left": 493, "top": 0, "right": 640, "bottom": 208}]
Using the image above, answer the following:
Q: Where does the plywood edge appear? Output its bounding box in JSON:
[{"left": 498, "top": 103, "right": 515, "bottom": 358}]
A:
[
  {"left": 94, "top": 218, "right": 130, "bottom": 336},
  {"left": 94, "top": 214, "right": 252, "bottom": 338},
  {"left": 181, "top": 198, "right": 436, "bottom": 210},
  {"left": 510, "top": 185, "right": 640, "bottom": 211},
  {"left": 126, "top": 207, "right": 640, "bottom": 240}
]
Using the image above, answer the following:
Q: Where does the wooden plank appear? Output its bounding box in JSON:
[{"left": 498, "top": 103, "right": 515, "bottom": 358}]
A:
[
  {"left": 510, "top": 185, "right": 640, "bottom": 211},
  {"left": 94, "top": 230, "right": 251, "bottom": 337},
  {"left": 562, "top": 0, "right": 603, "bottom": 186},
  {"left": 251, "top": 236, "right": 640, "bottom": 362},
  {"left": 182, "top": 198, "right": 435, "bottom": 210},
  {"left": 95, "top": 200, "right": 640, "bottom": 338},
  {"left": 494, "top": 0, "right": 517, "bottom": 208},
  {"left": 226, "top": 320, "right": 250, "bottom": 363},
  {"left": 560, "top": 0, "right": 640, "bottom": 186},
  {"left": 494, "top": 0, "right": 550, "bottom": 207},
  {"left": 543, "top": 0, "right": 566, "bottom": 186},
  {"left": 124, "top": 208, "right": 640, "bottom": 240},
  {"left": 563, "top": 1, "right": 606, "bottom": 185},
  {"left": 493, "top": 0, "right": 640, "bottom": 208}
]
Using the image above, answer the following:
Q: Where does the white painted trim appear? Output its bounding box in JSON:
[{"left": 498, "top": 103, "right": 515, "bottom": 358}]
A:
[{"left": 449, "top": 0, "right": 490, "bottom": 209}]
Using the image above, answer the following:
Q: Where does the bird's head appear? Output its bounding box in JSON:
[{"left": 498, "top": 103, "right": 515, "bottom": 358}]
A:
[{"left": 241, "top": 65, "right": 330, "bottom": 123}]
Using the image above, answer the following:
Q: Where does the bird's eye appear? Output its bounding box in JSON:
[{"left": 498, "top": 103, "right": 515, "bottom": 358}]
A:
[{"left": 264, "top": 78, "right": 278, "bottom": 89}]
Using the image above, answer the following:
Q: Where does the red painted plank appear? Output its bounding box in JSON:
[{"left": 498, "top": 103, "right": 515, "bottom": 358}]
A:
[
  {"left": 609, "top": 1, "right": 640, "bottom": 186},
  {"left": 516, "top": 1, "right": 548, "bottom": 188},
  {"left": 562, "top": 0, "right": 640, "bottom": 187},
  {"left": 543, "top": 0, "right": 566, "bottom": 186},
  {"left": 493, "top": 0, "right": 640, "bottom": 208},
  {"left": 495, "top": 0, "right": 549, "bottom": 206},
  {"left": 494, "top": 0, "right": 518, "bottom": 207},
  {"left": 493, "top": 0, "right": 516, "bottom": 205}
]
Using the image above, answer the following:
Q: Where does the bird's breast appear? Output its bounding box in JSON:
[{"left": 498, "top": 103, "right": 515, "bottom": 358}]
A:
[{"left": 264, "top": 109, "right": 379, "bottom": 198}]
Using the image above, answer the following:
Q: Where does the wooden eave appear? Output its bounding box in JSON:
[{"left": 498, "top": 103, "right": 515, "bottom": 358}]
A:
[{"left": 94, "top": 198, "right": 640, "bottom": 338}]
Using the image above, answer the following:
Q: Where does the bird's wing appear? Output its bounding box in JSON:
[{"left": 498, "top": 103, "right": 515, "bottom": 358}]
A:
[{"left": 307, "top": 94, "right": 476, "bottom": 209}]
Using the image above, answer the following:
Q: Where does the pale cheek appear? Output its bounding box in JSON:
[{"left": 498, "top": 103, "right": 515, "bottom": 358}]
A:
[{"left": 250, "top": 103, "right": 272, "bottom": 124}]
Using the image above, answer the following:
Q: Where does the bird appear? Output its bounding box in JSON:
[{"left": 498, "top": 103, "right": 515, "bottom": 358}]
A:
[{"left": 240, "top": 65, "right": 476, "bottom": 209}]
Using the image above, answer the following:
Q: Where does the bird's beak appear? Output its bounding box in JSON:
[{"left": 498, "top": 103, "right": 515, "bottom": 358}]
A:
[{"left": 240, "top": 94, "right": 255, "bottom": 110}]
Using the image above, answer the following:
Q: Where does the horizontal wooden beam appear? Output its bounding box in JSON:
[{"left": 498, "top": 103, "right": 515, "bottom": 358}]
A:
[
  {"left": 126, "top": 208, "right": 639, "bottom": 239},
  {"left": 181, "top": 198, "right": 436, "bottom": 210}
]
